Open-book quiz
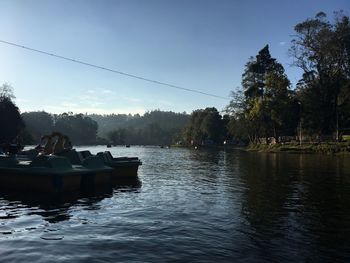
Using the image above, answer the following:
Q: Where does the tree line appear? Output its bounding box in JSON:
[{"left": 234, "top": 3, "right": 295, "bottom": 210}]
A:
[
  {"left": 1, "top": 105, "right": 190, "bottom": 146},
  {"left": 91, "top": 110, "right": 190, "bottom": 145},
  {"left": 21, "top": 111, "right": 99, "bottom": 145},
  {"left": 224, "top": 11, "right": 350, "bottom": 144},
  {"left": 178, "top": 11, "right": 350, "bottom": 146},
  {"left": 0, "top": 86, "right": 190, "bottom": 146}
]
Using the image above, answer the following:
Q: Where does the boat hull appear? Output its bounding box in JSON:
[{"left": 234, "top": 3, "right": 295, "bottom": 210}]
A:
[
  {"left": 78, "top": 155, "right": 114, "bottom": 190},
  {"left": 0, "top": 152, "right": 142, "bottom": 193},
  {"left": 0, "top": 171, "right": 82, "bottom": 193},
  {"left": 110, "top": 163, "right": 140, "bottom": 180},
  {"left": 80, "top": 171, "right": 112, "bottom": 190},
  {"left": 96, "top": 152, "right": 142, "bottom": 180}
]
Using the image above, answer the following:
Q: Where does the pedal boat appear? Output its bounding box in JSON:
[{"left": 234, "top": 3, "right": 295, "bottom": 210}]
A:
[
  {"left": 96, "top": 151, "right": 142, "bottom": 180},
  {"left": 56, "top": 150, "right": 113, "bottom": 188},
  {"left": 0, "top": 155, "right": 88, "bottom": 193},
  {"left": 58, "top": 150, "right": 141, "bottom": 180},
  {"left": 78, "top": 155, "right": 113, "bottom": 189}
]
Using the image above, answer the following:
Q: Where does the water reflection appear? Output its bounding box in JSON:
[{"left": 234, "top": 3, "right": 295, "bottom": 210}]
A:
[
  {"left": 187, "top": 148, "right": 226, "bottom": 187},
  {"left": 238, "top": 153, "right": 292, "bottom": 234},
  {"left": 188, "top": 148, "right": 224, "bottom": 165},
  {"left": 236, "top": 152, "right": 350, "bottom": 261},
  {"left": 0, "top": 178, "right": 142, "bottom": 224},
  {"left": 1, "top": 146, "right": 350, "bottom": 262}
]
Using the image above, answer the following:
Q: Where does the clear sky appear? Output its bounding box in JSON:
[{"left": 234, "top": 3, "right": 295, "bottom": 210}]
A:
[{"left": 0, "top": 0, "right": 349, "bottom": 115}]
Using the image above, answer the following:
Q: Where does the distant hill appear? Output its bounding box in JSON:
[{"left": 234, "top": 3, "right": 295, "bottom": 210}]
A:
[
  {"left": 21, "top": 110, "right": 190, "bottom": 146},
  {"left": 89, "top": 110, "right": 190, "bottom": 145}
]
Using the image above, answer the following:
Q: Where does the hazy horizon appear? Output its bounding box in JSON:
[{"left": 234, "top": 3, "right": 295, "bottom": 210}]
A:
[{"left": 20, "top": 107, "right": 190, "bottom": 116}]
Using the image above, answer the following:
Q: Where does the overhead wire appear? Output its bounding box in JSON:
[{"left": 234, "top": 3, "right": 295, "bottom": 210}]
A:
[{"left": 0, "top": 39, "right": 230, "bottom": 100}]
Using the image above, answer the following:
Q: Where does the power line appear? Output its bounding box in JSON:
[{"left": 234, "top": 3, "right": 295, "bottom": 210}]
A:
[{"left": 0, "top": 39, "right": 230, "bottom": 100}]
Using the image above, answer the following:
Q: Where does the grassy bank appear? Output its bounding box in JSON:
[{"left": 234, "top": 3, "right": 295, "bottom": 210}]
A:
[{"left": 247, "top": 142, "right": 350, "bottom": 154}]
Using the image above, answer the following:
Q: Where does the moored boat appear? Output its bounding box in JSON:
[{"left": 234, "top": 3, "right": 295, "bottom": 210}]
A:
[
  {"left": 62, "top": 149, "right": 142, "bottom": 179},
  {"left": 55, "top": 150, "right": 114, "bottom": 188},
  {"left": 79, "top": 155, "right": 113, "bottom": 190},
  {"left": 96, "top": 151, "right": 142, "bottom": 180},
  {"left": 0, "top": 155, "right": 89, "bottom": 193},
  {"left": 0, "top": 147, "right": 142, "bottom": 193}
]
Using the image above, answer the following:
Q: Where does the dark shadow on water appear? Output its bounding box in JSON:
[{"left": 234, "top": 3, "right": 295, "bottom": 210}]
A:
[
  {"left": 188, "top": 147, "right": 223, "bottom": 164},
  {"left": 232, "top": 151, "right": 350, "bottom": 262},
  {"left": 0, "top": 178, "right": 142, "bottom": 223}
]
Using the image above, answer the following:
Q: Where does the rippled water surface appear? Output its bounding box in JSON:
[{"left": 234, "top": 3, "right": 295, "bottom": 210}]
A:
[{"left": 1, "top": 146, "right": 350, "bottom": 262}]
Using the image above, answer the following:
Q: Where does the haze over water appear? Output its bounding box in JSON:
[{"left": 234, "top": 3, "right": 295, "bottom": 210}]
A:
[{"left": 0, "top": 146, "right": 349, "bottom": 262}]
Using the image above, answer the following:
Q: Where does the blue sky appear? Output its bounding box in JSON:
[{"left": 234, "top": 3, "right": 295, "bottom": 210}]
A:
[{"left": 0, "top": 0, "right": 349, "bottom": 115}]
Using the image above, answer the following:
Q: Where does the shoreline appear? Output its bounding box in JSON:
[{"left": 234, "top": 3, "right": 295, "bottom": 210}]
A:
[
  {"left": 22, "top": 143, "right": 350, "bottom": 156},
  {"left": 173, "top": 142, "right": 350, "bottom": 155},
  {"left": 246, "top": 142, "right": 350, "bottom": 155}
]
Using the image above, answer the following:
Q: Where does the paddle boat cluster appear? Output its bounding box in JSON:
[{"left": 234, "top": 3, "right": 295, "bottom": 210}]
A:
[{"left": 0, "top": 149, "right": 142, "bottom": 193}]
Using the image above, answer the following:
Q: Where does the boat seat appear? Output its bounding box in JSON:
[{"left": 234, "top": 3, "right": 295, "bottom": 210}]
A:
[
  {"left": 82, "top": 155, "right": 106, "bottom": 169},
  {"left": 96, "top": 152, "right": 112, "bottom": 164},
  {"left": 18, "top": 149, "right": 39, "bottom": 160},
  {"left": 30, "top": 155, "right": 73, "bottom": 170},
  {"left": 57, "top": 150, "right": 84, "bottom": 165},
  {"left": 104, "top": 151, "right": 115, "bottom": 162},
  {"left": 0, "top": 156, "right": 18, "bottom": 167},
  {"left": 79, "top": 150, "right": 92, "bottom": 159}
]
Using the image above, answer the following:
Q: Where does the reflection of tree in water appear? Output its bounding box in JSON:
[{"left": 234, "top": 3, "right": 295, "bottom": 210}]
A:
[
  {"left": 296, "top": 155, "right": 350, "bottom": 260},
  {"left": 238, "top": 153, "right": 293, "bottom": 231},
  {"left": 0, "top": 178, "right": 141, "bottom": 224},
  {"left": 0, "top": 191, "right": 79, "bottom": 223},
  {"left": 188, "top": 148, "right": 223, "bottom": 165},
  {"left": 187, "top": 148, "right": 226, "bottom": 185},
  {"left": 235, "top": 152, "right": 350, "bottom": 261}
]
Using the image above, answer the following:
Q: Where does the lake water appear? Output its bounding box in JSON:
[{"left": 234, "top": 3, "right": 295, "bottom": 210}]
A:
[{"left": 0, "top": 146, "right": 350, "bottom": 262}]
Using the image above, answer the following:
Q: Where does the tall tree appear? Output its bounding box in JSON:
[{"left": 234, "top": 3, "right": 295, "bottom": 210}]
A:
[
  {"left": 230, "top": 45, "right": 293, "bottom": 143},
  {"left": 290, "top": 11, "right": 350, "bottom": 137},
  {"left": 54, "top": 113, "right": 98, "bottom": 145},
  {"left": 183, "top": 107, "right": 224, "bottom": 145},
  {"left": 0, "top": 84, "right": 24, "bottom": 143},
  {"left": 264, "top": 72, "right": 298, "bottom": 139},
  {"left": 22, "top": 111, "right": 54, "bottom": 142},
  {"left": 0, "top": 83, "right": 15, "bottom": 100}
]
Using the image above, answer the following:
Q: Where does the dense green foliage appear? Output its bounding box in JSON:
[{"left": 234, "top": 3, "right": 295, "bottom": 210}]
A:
[
  {"left": 291, "top": 11, "right": 350, "bottom": 137},
  {"left": 0, "top": 84, "right": 24, "bottom": 143},
  {"left": 22, "top": 111, "right": 54, "bottom": 142},
  {"left": 181, "top": 107, "right": 227, "bottom": 145},
  {"left": 225, "top": 45, "right": 298, "bottom": 143},
  {"left": 54, "top": 113, "right": 98, "bottom": 145},
  {"left": 22, "top": 112, "right": 98, "bottom": 145},
  {"left": 21, "top": 110, "right": 190, "bottom": 145},
  {"left": 226, "top": 11, "right": 350, "bottom": 144},
  {"left": 92, "top": 110, "right": 190, "bottom": 145}
]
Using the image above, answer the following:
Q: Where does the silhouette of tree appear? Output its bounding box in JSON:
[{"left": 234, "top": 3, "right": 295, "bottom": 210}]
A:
[
  {"left": 227, "top": 46, "right": 294, "bottom": 143},
  {"left": 22, "top": 111, "right": 54, "bottom": 142},
  {"left": 290, "top": 11, "right": 350, "bottom": 136},
  {"left": 0, "top": 83, "right": 15, "bottom": 100},
  {"left": 107, "top": 129, "right": 126, "bottom": 145},
  {"left": 91, "top": 110, "right": 190, "bottom": 145},
  {"left": 0, "top": 84, "right": 24, "bottom": 143},
  {"left": 183, "top": 107, "right": 224, "bottom": 145},
  {"left": 53, "top": 113, "right": 98, "bottom": 145}
]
